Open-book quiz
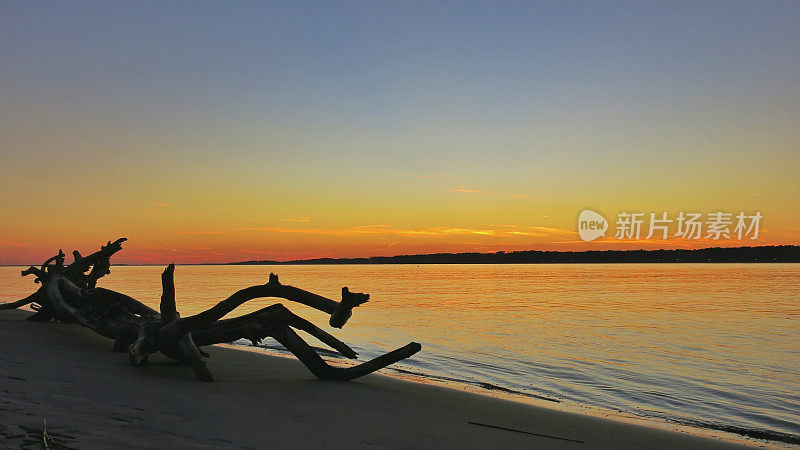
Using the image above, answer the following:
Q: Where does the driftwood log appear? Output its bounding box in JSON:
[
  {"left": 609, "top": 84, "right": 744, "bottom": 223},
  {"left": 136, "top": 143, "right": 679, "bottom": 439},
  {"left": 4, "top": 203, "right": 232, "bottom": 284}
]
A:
[{"left": 1, "top": 238, "right": 421, "bottom": 381}]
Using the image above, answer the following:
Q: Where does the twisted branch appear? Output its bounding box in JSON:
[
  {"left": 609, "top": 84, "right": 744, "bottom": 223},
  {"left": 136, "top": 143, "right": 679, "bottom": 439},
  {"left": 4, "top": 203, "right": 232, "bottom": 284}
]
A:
[{"left": 9, "top": 238, "right": 421, "bottom": 382}]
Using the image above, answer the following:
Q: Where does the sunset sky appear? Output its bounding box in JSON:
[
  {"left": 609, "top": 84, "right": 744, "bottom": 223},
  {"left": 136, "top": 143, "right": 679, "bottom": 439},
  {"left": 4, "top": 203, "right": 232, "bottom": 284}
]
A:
[{"left": 2, "top": 1, "right": 799, "bottom": 264}]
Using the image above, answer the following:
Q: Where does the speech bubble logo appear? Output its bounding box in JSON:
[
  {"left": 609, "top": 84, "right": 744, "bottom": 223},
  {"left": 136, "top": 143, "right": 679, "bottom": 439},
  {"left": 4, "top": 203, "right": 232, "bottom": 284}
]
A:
[{"left": 578, "top": 209, "right": 608, "bottom": 241}]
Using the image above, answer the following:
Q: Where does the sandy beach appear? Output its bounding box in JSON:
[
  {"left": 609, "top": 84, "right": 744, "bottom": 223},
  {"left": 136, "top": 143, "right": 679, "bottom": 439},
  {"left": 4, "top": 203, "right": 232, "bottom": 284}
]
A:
[{"left": 0, "top": 309, "right": 763, "bottom": 449}]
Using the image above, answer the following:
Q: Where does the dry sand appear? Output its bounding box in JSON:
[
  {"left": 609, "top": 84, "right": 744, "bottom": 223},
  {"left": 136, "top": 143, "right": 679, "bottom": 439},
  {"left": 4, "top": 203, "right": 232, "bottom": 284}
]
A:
[{"left": 0, "top": 309, "right": 760, "bottom": 449}]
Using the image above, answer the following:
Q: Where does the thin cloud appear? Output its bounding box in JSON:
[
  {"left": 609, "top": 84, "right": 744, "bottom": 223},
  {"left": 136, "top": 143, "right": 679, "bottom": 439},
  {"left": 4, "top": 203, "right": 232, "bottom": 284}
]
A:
[
  {"left": 234, "top": 224, "right": 573, "bottom": 238},
  {"left": 178, "top": 231, "right": 237, "bottom": 235},
  {"left": 447, "top": 188, "right": 534, "bottom": 199},
  {"left": 527, "top": 226, "right": 574, "bottom": 235},
  {"left": 558, "top": 237, "right": 740, "bottom": 246},
  {"left": 504, "top": 193, "right": 535, "bottom": 199},
  {"left": 366, "top": 241, "right": 399, "bottom": 253},
  {"left": 448, "top": 188, "right": 487, "bottom": 194},
  {"left": 352, "top": 224, "right": 392, "bottom": 228},
  {"left": 0, "top": 239, "right": 26, "bottom": 247},
  {"left": 399, "top": 173, "right": 448, "bottom": 179},
  {"left": 284, "top": 217, "right": 311, "bottom": 222}
]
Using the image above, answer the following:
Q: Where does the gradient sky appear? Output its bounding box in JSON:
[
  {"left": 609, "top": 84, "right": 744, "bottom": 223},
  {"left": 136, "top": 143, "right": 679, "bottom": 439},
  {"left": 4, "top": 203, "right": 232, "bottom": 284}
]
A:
[{"left": 1, "top": 1, "right": 799, "bottom": 264}]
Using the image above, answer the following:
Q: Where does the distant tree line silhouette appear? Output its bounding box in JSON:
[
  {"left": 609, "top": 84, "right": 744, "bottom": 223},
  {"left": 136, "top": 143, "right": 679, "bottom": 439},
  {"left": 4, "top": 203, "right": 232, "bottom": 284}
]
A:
[{"left": 229, "top": 246, "right": 800, "bottom": 265}]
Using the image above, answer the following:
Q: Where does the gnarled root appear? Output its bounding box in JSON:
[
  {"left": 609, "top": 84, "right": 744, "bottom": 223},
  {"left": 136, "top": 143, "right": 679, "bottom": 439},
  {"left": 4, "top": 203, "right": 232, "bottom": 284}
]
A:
[{"left": 13, "top": 239, "right": 421, "bottom": 382}]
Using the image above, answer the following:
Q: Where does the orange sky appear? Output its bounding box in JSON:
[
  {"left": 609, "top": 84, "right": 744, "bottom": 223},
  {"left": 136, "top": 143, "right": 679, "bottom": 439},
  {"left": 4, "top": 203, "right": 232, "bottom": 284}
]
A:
[{"left": 1, "top": 3, "right": 798, "bottom": 265}]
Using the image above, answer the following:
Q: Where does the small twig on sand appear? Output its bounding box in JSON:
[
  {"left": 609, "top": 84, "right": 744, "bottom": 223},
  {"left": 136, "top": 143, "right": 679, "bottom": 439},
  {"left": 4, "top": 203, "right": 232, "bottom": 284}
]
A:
[{"left": 42, "top": 419, "right": 50, "bottom": 449}]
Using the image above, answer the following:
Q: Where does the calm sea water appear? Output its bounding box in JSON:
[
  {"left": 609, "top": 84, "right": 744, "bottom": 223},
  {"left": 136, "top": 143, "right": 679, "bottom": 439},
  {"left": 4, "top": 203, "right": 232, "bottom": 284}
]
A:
[{"left": 3, "top": 264, "right": 799, "bottom": 444}]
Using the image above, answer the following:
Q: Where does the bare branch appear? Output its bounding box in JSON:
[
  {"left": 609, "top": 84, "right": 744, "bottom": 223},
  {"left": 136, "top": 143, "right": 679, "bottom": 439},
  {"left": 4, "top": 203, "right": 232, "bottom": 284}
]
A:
[
  {"left": 160, "top": 264, "right": 178, "bottom": 323},
  {"left": 55, "top": 249, "right": 65, "bottom": 268},
  {"left": 270, "top": 325, "right": 421, "bottom": 381},
  {"left": 39, "top": 254, "right": 60, "bottom": 274},
  {"left": 21, "top": 266, "right": 44, "bottom": 278},
  {"left": 330, "top": 287, "right": 369, "bottom": 328},
  {"left": 178, "top": 333, "right": 215, "bottom": 382},
  {"left": 0, "top": 290, "right": 41, "bottom": 311},
  {"left": 192, "top": 304, "right": 358, "bottom": 359},
  {"left": 65, "top": 237, "right": 127, "bottom": 278},
  {"left": 174, "top": 273, "right": 354, "bottom": 334}
]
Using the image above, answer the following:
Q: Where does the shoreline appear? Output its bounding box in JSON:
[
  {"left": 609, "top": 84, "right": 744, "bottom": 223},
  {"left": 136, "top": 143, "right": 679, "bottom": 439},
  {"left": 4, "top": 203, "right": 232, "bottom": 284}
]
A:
[
  {"left": 0, "top": 309, "right": 767, "bottom": 449},
  {"left": 222, "top": 340, "right": 797, "bottom": 448}
]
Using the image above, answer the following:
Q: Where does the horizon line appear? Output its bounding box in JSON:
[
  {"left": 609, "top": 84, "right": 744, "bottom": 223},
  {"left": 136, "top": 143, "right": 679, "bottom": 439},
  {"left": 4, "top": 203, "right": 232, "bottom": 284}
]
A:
[{"left": 7, "top": 244, "right": 797, "bottom": 267}]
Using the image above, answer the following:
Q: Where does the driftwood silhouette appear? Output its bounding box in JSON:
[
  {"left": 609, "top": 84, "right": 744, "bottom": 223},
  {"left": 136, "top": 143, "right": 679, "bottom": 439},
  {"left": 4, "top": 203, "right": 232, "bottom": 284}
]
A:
[{"left": 1, "top": 238, "right": 421, "bottom": 381}]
